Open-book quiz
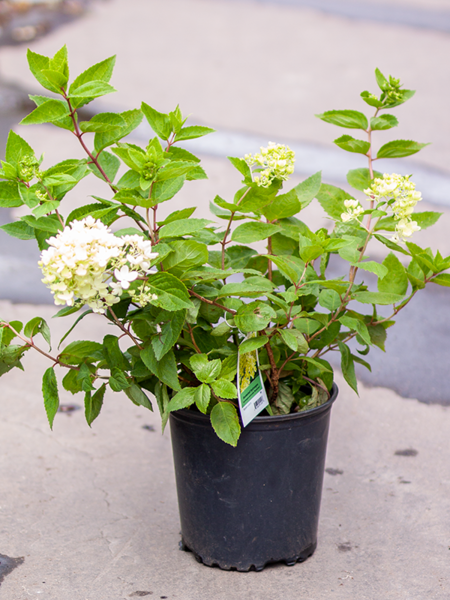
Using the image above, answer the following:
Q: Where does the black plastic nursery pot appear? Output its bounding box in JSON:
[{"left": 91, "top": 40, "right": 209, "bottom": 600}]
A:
[{"left": 169, "top": 384, "right": 338, "bottom": 572}]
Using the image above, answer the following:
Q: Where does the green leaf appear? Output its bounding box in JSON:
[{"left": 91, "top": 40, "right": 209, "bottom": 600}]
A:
[
  {"left": 339, "top": 316, "right": 371, "bottom": 346},
  {"left": 239, "top": 335, "right": 268, "bottom": 354},
  {"left": 378, "top": 252, "right": 408, "bottom": 295},
  {"left": 353, "top": 291, "right": 404, "bottom": 305},
  {"left": 228, "top": 156, "right": 252, "bottom": 179},
  {"left": 42, "top": 367, "right": 59, "bottom": 429},
  {"left": 109, "top": 367, "right": 130, "bottom": 392},
  {"left": 231, "top": 222, "right": 280, "bottom": 243},
  {"left": 211, "top": 378, "right": 238, "bottom": 399},
  {"left": 316, "top": 110, "right": 368, "bottom": 130},
  {"left": 195, "top": 383, "right": 211, "bottom": 414},
  {"left": 338, "top": 342, "right": 358, "bottom": 394},
  {"left": 174, "top": 125, "right": 215, "bottom": 142},
  {"left": 210, "top": 402, "right": 241, "bottom": 446},
  {"left": 360, "top": 91, "right": 383, "bottom": 108},
  {"left": 374, "top": 234, "right": 410, "bottom": 256},
  {"left": 146, "top": 272, "right": 192, "bottom": 311},
  {"left": 370, "top": 114, "right": 398, "bottom": 130},
  {"left": 234, "top": 301, "right": 277, "bottom": 333},
  {"left": 431, "top": 273, "right": 450, "bottom": 287},
  {"left": 88, "top": 150, "right": 121, "bottom": 183},
  {"left": 190, "top": 354, "right": 222, "bottom": 383},
  {"left": 70, "top": 81, "right": 116, "bottom": 101},
  {"left": 21, "top": 214, "right": 62, "bottom": 234},
  {"left": 124, "top": 383, "right": 153, "bottom": 411},
  {"left": 140, "top": 346, "right": 181, "bottom": 391},
  {"left": 357, "top": 261, "right": 388, "bottom": 279},
  {"left": 318, "top": 289, "right": 341, "bottom": 311},
  {"left": 159, "top": 206, "right": 196, "bottom": 225},
  {"left": 375, "top": 67, "right": 388, "bottom": 90},
  {"left": 94, "top": 109, "right": 143, "bottom": 153},
  {"left": 5, "top": 130, "right": 34, "bottom": 165},
  {"left": 151, "top": 175, "right": 186, "bottom": 205},
  {"left": 0, "top": 221, "right": 35, "bottom": 240},
  {"left": 24, "top": 317, "right": 51, "bottom": 350},
  {"left": 167, "top": 387, "right": 196, "bottom": 411},
  {"left": 20, "top": 99, "right": 69, "bottom": 125},
  {"left": 84, "top": 384, "right": 106, "bottom": 426},
  {"left": 293, "top": 171, "right": 322, "bottom": 209},
  {"left": 103, "top": 334, "right": 130, "bottom": 371},
  {"left": 151, "top": 309, "right": 185, "bottom": 360},
  {"left": 70, "top": 55, "right": 116, "bottom": 90},
  {"left": 317, "top": 184, "right": 354, "bottom": 220},
  {"left": 154, "top": 382, "right": 170, "bottom": 432},
  {"left": 279, "top": 329, "right": 298, "bottom": 352},
  {"left": 413, "top": 211, "right": 442, "bottom": 230},
  {"left": 28, "top": 94, "right": 74, "bottom": 131},
  {"left": 159, "top": 218, "right": 211, "bottom": 239},
  {"left": 27, "top": 48, "right": 68, "bottom": 94},
  {"left": 333, "top": 135, "right": 370, "bottom": 155},
  {"left": 262, "top": 189, "right": 301, "bottom": 221},
  {"left": 0, "top": 181, "right": 23, "bottom": 208},
  {"left": 141, "top": 102, "right": 172, "bottom": 139},
  {"left": 162, "top": 240, "right": 208, "bottom": 276},
  {"left": 59, "top": 340, "right": 103, "bottom": 364},
  {"left": 268, "top": 255, "right": 304, "bottom": 284},
  {"left": 79, "top": 112, "right": 125, "bottom": 133},
  {"left": 218, "top": 277, "right": 275, "bottom": 297},
  {"left": 377, "top": 140, "right": 429, "bottom": 159},
  {"left": 346, "top": 168, "right": 383, "bottom": 192}
]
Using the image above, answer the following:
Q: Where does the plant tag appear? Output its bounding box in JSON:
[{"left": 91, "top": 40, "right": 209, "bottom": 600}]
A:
[{"left": 237, "top": 340, "right": 269, "bottom": 427}]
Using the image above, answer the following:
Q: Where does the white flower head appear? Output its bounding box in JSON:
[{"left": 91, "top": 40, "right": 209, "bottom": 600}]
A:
[{"left": 244, "top": 142, "right": 295, "bottom": 188}]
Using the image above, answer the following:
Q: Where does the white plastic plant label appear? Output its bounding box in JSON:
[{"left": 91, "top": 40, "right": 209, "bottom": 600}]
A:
[{"left": 237, "top": 340, "right": 269, "bottom": 427}]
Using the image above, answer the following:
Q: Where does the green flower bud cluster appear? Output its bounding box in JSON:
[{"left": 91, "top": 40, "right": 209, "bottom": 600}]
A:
[
  {"left": 18, "top": 155, "right": 40, "bottom": 182},
  {"left": 244, "top": 142, "right": 295, "bottom": 188}
]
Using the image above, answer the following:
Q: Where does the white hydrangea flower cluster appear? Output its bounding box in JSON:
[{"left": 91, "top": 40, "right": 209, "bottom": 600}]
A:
[
  {"left": 341, "top": 199, "right": 364, "bottom": 223},
  {"left": 244, "top": 142, "right": 295, "bottom": 187},
  {"left": 364, "top": 174, "right": 422, "bottom": 242},
  {"left": 39, "top": 217, "right": 158, "bottom": 314}
]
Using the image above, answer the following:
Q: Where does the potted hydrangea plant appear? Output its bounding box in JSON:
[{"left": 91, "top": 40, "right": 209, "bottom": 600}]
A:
[{"left": 0, "top": 47, "right": 448, "bottom": 571}]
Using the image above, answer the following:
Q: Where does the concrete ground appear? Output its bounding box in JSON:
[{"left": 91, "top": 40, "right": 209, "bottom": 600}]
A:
[{"left": 0, "top": 0, "right": 449, "bottom": 598}]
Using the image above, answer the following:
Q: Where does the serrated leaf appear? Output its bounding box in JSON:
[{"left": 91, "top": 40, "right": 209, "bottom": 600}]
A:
[
  {"left": 0, "top": 221, "right": 35, "bottom": 240},
  {"left": 228, "top": 156, "right": 252, "bottom": 179},
  {"left": 370, "top": 114, "right": 398, "bottom": 130},
  {"left": 124, "top": 383, "right": 153, "bottom": 411},
  {"left": 239, "top": 335, "right": 268, "bottom": 354},
  {"left": 5, "top": 130, "right": 35, "bottom": 165},
  {"left": 20, "top": 99, "right": 69, "bottom": 125},
  {"left": 272, "top": 381, "right": 295, "bottom": 415},
  {"left": 84, "top": 384, "right": 105, "bottom": 426},
  {"left": 378, "top": 252, "right": 408, "bottom": 295},
  {"left": 159, "top": 218, "right": 211, "bottom": 239},
  {"left": 59, "top": 340, "right": 103, "bottom": 364},
  {"left": 150, "top": 175, "right": 186, "bottom": 205},
  {"left": 279, "top": 329, "right": 298, "bottom": 352},
  {"left": 231, "top": 222, "right": 280, "bottom": 243},
  {"left": 140, "top": 346, "right": 181, "bottom": 391},
  {"left": 79, "top": 112, "right": 125, "bottom": 133},
  {"left": 141, "top": 102, "right": 172, "bottom": 139},
  {"left": 334, "top": 135, "right": 370, "bottom": 155},
  {"left": 377, "top": 140, "right": 429, "bottom": 159},
  {"left": 190, "top": 354, "right": 222, "bottom": 383},
  {"left": 234, "top": 301, "right": 277, "bottom": 333},
  {"left": 162, "top": 240, "right": 208, "bottom": 277},
  {"left": 353, "top": 291, "right": 404, "bottom": 305},
  {"left": 262, "top": 189, "right": 301, "bottom": 221},
  {"left": 316, "top": 110, "right": 368, "bottom": 130},
  {"left": 317, "top": 184, "right": 354, "bottom": 220},
  {"left": 338, "top": 342, "right": 358, "bottom": 394},
  {"left": 195, "top": 384, "right": 211, "bottom": 414},
  {"left": 211, "top": 378, "right": 238, "bottom": 399},
  {"left": 0, "top": 181, "right": 23, "bottom": 208},
  {"left": 346, "top": 168, "right": 383, "bottom": 192},
  {"left": 210, "top": 402, "right": 241, "bottom": 446},
  {"left": 167, "top": 387, "right": 196, "bottom": 412},
  {"left": 24, "top": 316, "right": 51, "bottom": 350},
  {"left": 151, "top": 309, "right": 185, "bottom": 360},
  {"left": 293, "top": 171, "right": 322, "bottom": 209},
  {"left": 357, "top": 261, "right": 388, "bottom": 279},
  {"left": 431, "top": 273, "right": 450, "bottom": 287},
  {"left": 42, "top": 367, "right": 59, "bottom": 428},
  {"left": 145, "top": 272, "right": 192, "bottom": 311},
  {"left": 174, "top": 125, "right": 215, "bottom": 142}
]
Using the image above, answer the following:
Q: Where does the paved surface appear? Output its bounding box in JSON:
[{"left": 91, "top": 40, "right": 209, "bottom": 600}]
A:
[{"left": 0, "top": 0, "right": 449, "bottom": 598}]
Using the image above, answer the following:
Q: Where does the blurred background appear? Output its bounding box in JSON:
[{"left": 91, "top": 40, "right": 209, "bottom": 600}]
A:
[{"left": 0, "top": 0, "right": 449, "bottom": 402}]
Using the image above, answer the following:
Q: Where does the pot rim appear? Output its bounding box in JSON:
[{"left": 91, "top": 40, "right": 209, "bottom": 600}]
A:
[{"left": 170, "top": 382, "right": 338, "bottom": 427}]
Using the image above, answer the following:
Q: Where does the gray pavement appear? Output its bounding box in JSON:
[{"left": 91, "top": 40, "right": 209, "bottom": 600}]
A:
[{"left": 0, "top": 0, "right": 450, "bottom": 598}]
